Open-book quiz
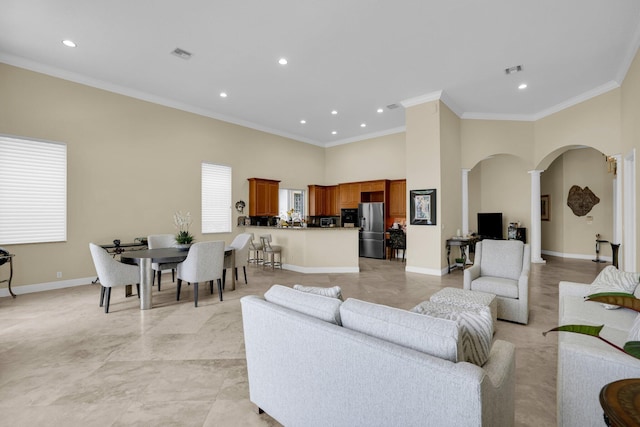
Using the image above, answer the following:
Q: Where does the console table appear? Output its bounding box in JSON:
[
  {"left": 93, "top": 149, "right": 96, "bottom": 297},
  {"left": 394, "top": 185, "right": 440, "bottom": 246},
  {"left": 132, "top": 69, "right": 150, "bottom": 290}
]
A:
[
  {"left": 446, "top": 238, "right": 470, "bottom": 273},
  {"left": 0, "top": 251, "right": 15, "bottom": 298}
]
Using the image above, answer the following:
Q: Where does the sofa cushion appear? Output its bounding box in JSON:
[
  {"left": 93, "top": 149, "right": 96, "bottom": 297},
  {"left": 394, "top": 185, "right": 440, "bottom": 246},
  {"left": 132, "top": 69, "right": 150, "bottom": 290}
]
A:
[
  {"left": 293, "top": 284, "right": 343, "bottom": 300},
  {"left": 479, "top": 240, "right": 524, "bottom": 281},
  {"left": 340, "top": 298, "right": 461, "bottom": 363},
  {"left": 264, "top": 285, "right": 343, "bottom": 325},
  {"left": 411, "top": 301, "right": 493, "bottom": 366},
  {"left": 591, "top": 266, "right": 640, "bottom": 309},
  {"left": 560, "top": 294, "right": 637, "bottom": 336},
  {"left": 471, "top": 276, "right": 519, "bottom": 299}
]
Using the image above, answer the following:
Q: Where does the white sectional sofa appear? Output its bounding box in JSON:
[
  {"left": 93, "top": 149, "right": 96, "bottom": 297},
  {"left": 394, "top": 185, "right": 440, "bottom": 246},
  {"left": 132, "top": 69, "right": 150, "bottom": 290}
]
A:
[
  {"left": 557, "top": 281, "right": 640, "bottom": 427},
  {"left": 241, "top": 285, "right": 516, "bottom": 427}
]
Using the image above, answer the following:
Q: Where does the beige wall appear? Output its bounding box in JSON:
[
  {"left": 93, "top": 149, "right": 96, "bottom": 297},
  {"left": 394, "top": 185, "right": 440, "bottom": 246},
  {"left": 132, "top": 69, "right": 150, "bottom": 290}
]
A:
[
  {"left": 461, "top": 119, "right": 534, "bottom": 170},
  {"left": 324, "top": 132, "right": 406, "bottom": 184},
  {"left": 541, "top": 148, "right": 615, "bottom": 258},
  {"left": 0, "top": 63, "right": 325, "bottom": 287},
  {"left": 439, "top": 103, "right": 462, "bottom": 264},
  {"left": 468, "top": 155, "right": 530, "bottom": 236}
]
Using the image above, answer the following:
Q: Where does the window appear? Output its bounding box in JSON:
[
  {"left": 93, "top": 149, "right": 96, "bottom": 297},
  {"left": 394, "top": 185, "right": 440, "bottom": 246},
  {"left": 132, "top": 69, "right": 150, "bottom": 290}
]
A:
[
  {"left": 0, "top": 135, "right": 67, "bottom": 244},
  {"left": 278, "top": 188, "right": 305, "bottom": 219},
  {"left": 202, "top": 163, "right": 232, "bottom": 233}
]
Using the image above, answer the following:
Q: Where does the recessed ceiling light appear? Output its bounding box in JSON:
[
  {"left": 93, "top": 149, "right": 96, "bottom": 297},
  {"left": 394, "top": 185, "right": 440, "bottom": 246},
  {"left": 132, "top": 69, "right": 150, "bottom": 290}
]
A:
[
  {"left": 300, "top": 119, "right": 306, "bottom": 124},
  {"left": 62, "top": 40, "right": 76, "bottom": 48},
  {"left": 377, "top": 108, "right": 384, "bottom": 113},
  {"left": 360, "top": 123, "right": 366, "bottom": 128},
  {"left": 331, "top": 110, "right": 338, "bottom": 115},
  {"left": 332, "top": 131, "right": 337, "bottom": 135},
  {"left": 518, "top": 83, "right": 528, "bottom": 90},
  {"left": 278, "top": 58, "right": 288, "bottom": 65},
  {"left": 219, "top": 92, "right": 228, "bottom": 98},
  {"left": 171, "top": 47, "right": 192, "bottom": 60}
]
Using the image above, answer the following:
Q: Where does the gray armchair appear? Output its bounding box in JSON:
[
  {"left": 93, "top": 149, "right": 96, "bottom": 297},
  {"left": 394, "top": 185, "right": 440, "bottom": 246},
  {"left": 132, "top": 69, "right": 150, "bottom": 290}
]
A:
[
  {"left": 147, "top": 233, "right": 178, "bottom": 291},
  {"left": 463, "top": 239, "right": 530, "bottom": 324}
]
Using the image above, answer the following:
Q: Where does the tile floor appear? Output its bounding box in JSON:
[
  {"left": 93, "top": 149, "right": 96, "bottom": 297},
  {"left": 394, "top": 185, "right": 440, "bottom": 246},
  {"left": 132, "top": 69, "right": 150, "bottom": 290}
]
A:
[{"left": 0, "top": 256, "right": 607, "bottom": 426}]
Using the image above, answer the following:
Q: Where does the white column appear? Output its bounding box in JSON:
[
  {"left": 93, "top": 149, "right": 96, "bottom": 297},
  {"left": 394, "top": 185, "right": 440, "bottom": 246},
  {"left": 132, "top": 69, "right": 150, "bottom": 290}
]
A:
[
  {"left": 612, "top": 154, "right": 623, "bottom": 245},
  {"left": 461, "top": 168, "right": 470, "bottom": 236},
  {"left": 529, "top": 170, "right": 546, "bottom": 264}
]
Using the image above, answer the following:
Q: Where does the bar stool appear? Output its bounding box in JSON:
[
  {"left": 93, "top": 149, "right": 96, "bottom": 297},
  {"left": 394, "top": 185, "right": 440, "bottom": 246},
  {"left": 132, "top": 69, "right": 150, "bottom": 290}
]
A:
[
  {"left": 248, "top": 233, "right": 263, "bottom": 265},
  {"left": 260, "top": 234, "right": 282, "bottom": 270}
]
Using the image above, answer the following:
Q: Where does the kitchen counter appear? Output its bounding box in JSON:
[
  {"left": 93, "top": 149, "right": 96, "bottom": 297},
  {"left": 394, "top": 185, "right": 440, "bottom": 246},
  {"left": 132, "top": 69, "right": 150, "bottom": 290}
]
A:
[{"left": 241, "top": 225, "right": 359, "bottom": 273}]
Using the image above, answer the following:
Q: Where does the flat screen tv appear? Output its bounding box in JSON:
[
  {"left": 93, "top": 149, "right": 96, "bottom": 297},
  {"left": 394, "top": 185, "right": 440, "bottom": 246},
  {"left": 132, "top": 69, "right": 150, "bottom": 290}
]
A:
[{"left": 477, "top": 213, "right": 503, "bottom": 239}]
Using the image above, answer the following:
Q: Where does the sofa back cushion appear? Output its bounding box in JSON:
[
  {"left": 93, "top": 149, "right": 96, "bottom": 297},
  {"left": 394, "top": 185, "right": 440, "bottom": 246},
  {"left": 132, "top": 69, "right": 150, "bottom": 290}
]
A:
[
  {"left": 340, "top": 298, "right": 461, "bottom": 362},
  {"left": 265, "top": 285, "right": 343, "bottom": 325},
  {"left": 480, "top": 240, "right": 524, "bottom": 281}
]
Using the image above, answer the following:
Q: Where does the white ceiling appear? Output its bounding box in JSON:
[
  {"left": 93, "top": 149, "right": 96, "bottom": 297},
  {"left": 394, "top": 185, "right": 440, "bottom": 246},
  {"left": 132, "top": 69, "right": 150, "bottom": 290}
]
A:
[{"left": 1, "top": 0, "right": 639, "bottom": 146}]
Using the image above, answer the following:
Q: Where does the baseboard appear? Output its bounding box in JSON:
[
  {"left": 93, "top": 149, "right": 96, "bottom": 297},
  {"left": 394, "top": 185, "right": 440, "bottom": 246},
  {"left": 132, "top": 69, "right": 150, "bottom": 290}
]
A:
[
  {"left": 281, "top": 264, "right": 360, "bottom": 274},
  {"left": 405, "top": 265, "right": 446, "bottom": 276},
  {"left": 541, "top": 250, "right": 612, "bottom": 262},
  {"left": 0, "top": 276, "right": 96, "bottom": 298}
]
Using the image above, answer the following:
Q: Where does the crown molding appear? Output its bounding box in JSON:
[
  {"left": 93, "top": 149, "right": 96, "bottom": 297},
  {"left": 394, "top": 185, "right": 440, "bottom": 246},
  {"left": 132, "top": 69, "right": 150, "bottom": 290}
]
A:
[{"left": 323, "top": 126, "right": 406, "bottom": 148}]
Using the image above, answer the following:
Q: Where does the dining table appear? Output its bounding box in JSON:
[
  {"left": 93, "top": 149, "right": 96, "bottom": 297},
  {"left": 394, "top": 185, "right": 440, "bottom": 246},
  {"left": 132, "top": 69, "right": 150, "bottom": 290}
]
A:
[{"left": 120, "top": 246, "right": 235, "bottom": 310}]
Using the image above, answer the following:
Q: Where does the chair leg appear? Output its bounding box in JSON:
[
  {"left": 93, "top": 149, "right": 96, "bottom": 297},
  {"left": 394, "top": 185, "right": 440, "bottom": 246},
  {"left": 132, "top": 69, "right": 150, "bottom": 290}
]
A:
[
  {"left": 235, "top": 267, "right": 238, "bottom": 281},
  {"left": 104, "top": 287, "right": 112, "bottom": 313},
  {"left": 223, "top": 269, "right": 226, "bottom": 287},
  {"left": 209, "top": 280, "right": 214, "bottom": 294},
  {"left": 217, "top": 278, "right": 223, "bottom": 301},
  {"left": 194, "top": 282, "right": 199, "bottom": 307},
  {"left": 172, "top": 269, "right": 175, "bottom": 282},
  {"left": 136, "top": 283, "right": 140, "bottom": 299},
  {"left": 99, "top": 285, "right": 105, "bottom": 307},
  {"left": 243, "top": 266, "right": 247, "bottom": 284},
  {"left": 176, "top": 279, "right": 182, "bottom": 301},
  {"left": 157, "top": 270, "right": 162, "bottom": 292}
]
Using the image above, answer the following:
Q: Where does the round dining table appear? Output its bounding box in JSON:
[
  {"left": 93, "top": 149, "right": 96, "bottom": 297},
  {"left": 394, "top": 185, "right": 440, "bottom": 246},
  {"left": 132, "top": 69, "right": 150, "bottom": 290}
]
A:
[{"left": 120, "top": 246, "right": 235, "bottom": 309}]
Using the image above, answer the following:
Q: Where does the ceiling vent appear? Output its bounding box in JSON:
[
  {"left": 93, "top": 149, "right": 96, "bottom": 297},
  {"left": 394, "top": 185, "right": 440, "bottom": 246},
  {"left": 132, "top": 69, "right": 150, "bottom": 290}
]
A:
[
  {"left": 386, "top": 103, "right": 400, "bottom": 110},
  {"left": 505, "top": 65, "right": 523, "bottom": 75},
  {"left": 171, "top": 48, "right": 193, "bottom": 60}
]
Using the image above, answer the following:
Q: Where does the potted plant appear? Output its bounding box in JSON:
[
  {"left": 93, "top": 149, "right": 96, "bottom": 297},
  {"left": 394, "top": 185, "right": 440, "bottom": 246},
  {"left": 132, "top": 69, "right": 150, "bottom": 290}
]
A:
[{"left": 173, "top": 211, "right": 194, "bottom": 250}]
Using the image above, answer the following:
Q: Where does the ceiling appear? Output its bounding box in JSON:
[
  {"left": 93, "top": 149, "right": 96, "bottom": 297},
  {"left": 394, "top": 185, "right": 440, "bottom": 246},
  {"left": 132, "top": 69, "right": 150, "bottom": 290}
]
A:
[{"left": 1, "top": 1, "right": 639, "bottom": 147}]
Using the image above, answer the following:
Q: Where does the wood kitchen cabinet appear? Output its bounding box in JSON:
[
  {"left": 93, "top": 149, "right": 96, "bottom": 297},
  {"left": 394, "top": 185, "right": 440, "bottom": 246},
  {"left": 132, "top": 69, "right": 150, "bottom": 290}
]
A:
[
  {"left": 338, "top": 182, "right": 361, "bottom": 209},
  {"left": 309, "top": 185, "right": 339, "bottom": 216},
  {"left": 389, "top": 179, "right": 406, "bottom": 218},
  {"left": 326, "top": 185, "right": 339, "bottom": 216},
  {"left": 248, "top": 178, "right": 280, "bottom": 216}
]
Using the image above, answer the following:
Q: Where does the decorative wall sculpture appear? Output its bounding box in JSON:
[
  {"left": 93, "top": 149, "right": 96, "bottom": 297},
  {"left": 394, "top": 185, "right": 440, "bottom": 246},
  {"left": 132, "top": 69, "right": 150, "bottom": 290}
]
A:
[{"left": 567, "top": 185, "right": 600, "bottom": 216}]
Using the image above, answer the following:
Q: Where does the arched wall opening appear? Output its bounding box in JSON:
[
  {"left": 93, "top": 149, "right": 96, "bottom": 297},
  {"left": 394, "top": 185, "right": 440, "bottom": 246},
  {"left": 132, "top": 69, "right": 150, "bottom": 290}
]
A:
[
  {"left": 538, "top": 146, "right": 616, "bottom": 261},
  {"left": 468, "top": 153, "right": 530, "bottom": 239}
]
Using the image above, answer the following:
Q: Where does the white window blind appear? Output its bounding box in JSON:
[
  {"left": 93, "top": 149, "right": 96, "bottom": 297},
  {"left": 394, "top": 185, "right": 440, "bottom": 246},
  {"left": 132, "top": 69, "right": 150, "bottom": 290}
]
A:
[
  {"left": 202, "top": 163, "right": 232, "bottom": 233},
  {"left": 0, "top": 136, "right": 67, "bottom": 244}
]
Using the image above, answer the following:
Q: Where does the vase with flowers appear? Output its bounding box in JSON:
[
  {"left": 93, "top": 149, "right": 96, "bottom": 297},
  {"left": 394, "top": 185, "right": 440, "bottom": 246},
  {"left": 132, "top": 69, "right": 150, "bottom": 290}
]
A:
[{"left": 174, "top": 211, "right": 194, "bottom": 250}]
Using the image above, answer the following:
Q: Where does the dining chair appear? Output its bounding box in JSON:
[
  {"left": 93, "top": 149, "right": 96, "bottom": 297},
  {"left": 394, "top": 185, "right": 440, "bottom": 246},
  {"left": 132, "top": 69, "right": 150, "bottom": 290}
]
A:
[
  {"left": 248, "top": 233, "right": 263, "bottom": 265},
  {"left": 147, "top": 234, "right": 179, "bottom": 292},
  {"left": 260, "top": 234, "right": 282, "bottom": 270},
  {"left": 176, "top": 240, "right": 225, "bottom": 307},
  {"left": 89, "top": 243, "right": 140, "bottom": 313},
  {"left": 224, "top": 233, "right": 252, "bottom": 286}
]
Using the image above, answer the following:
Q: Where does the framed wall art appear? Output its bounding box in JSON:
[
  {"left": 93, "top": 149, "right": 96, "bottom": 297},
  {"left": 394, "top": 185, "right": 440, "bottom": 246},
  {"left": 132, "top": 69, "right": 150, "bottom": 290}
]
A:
[
  {"left": 541, "top": 194, "right": 550, "bottom": 221},
  {"left": 410, "top": 189, "right": 436, "bottom": 225}
]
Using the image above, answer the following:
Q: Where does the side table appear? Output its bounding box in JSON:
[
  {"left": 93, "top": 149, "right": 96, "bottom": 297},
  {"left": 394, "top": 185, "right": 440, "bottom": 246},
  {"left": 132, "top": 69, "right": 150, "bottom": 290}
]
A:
[
  {"left": 600, "top": 378, "right": 640, "bottom": 426},
  {"left": 446, "top": 238, "right": 470, "bottom": 273}
]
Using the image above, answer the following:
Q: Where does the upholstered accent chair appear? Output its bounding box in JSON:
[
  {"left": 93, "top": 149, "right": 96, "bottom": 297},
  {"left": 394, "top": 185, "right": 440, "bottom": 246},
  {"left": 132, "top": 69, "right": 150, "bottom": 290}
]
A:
[
  {"left": 463, "top": 239, "right": 530, "bottom": 324},
  {"left": 176, "top": 240, "right": 225, "bottom": 307},
  {"left": 248, "top": 233, "right": 263, "bottom": 265},
  {"left": 147, "top": 234, "right": 178, "bottom": 291},
  {"left": 89, "top": 243, "right": 140, "bottom": 313},
  {"left": 260, "top": 234, "right": 282, "bottom": 270}
]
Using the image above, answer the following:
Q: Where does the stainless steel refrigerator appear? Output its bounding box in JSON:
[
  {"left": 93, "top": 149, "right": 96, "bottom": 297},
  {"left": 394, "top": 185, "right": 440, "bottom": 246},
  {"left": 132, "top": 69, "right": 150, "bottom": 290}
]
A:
[{"left": 358, "top": 202, "right": 385, "bottom": 259}]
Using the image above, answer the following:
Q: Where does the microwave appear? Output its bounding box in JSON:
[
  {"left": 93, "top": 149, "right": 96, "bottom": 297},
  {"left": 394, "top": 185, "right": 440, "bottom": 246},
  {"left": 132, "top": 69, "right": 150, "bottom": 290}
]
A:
[{"left": 320, "top": 218, "right": 332, "bottom": 227}]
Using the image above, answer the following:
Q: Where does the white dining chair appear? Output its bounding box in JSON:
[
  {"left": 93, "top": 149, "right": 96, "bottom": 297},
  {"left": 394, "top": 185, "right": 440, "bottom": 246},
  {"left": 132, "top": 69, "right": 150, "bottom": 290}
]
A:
[
  {"left": 176, "top": 240, "right": 225, "bottom": 307},
  {"left": 89, "top": 243, "right": 140, "bottom": 313},
  {"left": 147, "top": 234, "right": 178, "bottom": 291},
  {"left": 224, "top": 233, "right": 252, "bottom": 285}
]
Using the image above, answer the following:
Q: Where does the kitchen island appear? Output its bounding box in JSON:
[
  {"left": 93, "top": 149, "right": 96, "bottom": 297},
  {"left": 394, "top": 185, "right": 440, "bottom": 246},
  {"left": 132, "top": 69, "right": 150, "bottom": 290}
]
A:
[{"left": 241, "top": 226, "right": 360, "bottom": 273}]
